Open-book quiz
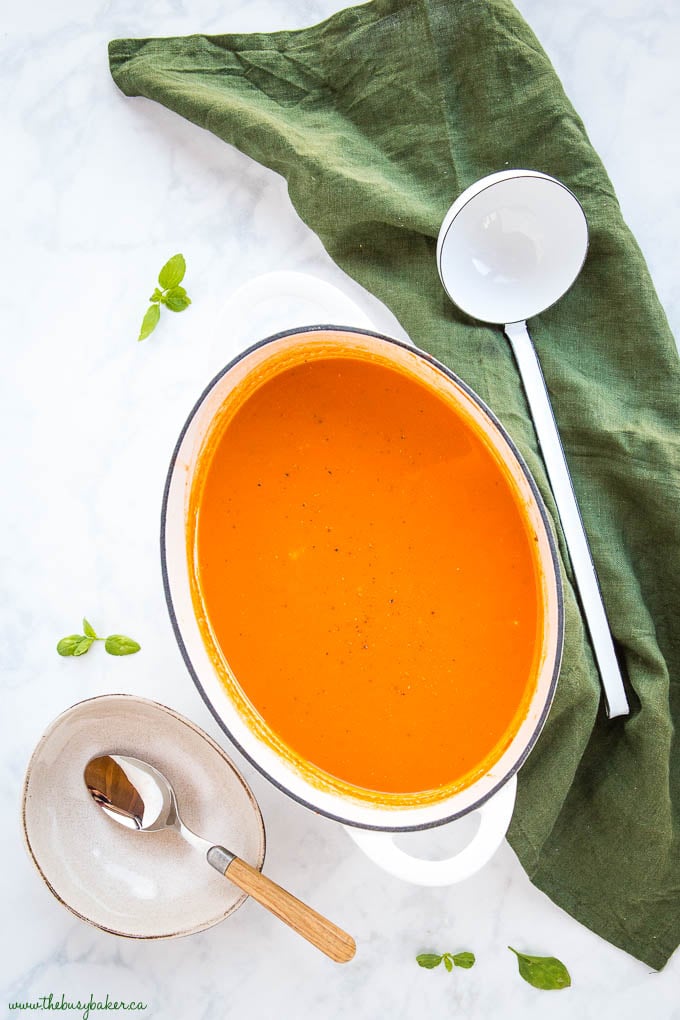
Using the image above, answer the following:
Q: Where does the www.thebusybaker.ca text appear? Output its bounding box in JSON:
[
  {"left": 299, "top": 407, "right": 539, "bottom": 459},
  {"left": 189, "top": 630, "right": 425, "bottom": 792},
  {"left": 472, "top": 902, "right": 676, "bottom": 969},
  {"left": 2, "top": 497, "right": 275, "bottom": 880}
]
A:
[{"left": 8, "top": 993, "right": 148, "bottom": 1020}]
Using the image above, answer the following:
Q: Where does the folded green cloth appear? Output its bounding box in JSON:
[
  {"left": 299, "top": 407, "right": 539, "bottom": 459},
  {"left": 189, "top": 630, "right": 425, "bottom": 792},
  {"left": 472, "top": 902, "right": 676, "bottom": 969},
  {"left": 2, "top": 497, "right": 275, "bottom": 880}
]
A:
[{"left": 109, "top": 0, "right": 680, "bottom": 969}]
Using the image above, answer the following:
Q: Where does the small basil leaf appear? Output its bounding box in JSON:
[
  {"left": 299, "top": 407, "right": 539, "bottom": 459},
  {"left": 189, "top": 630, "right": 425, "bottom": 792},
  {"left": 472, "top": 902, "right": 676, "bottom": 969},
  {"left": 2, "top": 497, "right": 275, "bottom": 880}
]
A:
[
  {"left": 73, "top": 636, "right": 94, "bottom": 656},
  {"left": 105, "top": 634, "right": 141, "bottom": 656},
  {"left": 453, "top": 952, "right": 475, "bottom": 969},
  {"left": 57, "top": 635, "right": 83, "bottom": 657},
  {"left": 82, "top": 618, "right": 97, "bottom": 639},
  {"left": 164, "top": 286, "right": 192, "bottom": 313},
  {"left": 149, "top": 288, "right": 163, "bottom": 303},
  {"left": 508, "top": 947, "right": 571, "bottom": 990},
  {"left": 138, "top": 303, "right": 160, "bottom": 341},
  {"left": 158, "top": 253, "right": 186, "bottom": 290},
  {"left": 416, "top": 954, "right": 442, "bottom": 970},
  {"left": 443, "top": 955, "right": 453, "bottom": 972}
]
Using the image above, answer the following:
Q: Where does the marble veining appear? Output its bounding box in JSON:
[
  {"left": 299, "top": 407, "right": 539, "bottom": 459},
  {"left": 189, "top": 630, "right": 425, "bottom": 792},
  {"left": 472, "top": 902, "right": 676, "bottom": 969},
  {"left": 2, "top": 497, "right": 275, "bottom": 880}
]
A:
[{"left": 1, "top": 0, "right": 678, "bottom": 1017}]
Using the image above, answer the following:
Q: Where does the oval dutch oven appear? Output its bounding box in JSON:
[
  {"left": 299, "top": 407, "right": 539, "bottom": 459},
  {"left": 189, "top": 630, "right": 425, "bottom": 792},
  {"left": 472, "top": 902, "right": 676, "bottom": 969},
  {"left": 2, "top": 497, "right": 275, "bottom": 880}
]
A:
[{"left": 161, "top": 326, "right": 563, "bottom": 886}]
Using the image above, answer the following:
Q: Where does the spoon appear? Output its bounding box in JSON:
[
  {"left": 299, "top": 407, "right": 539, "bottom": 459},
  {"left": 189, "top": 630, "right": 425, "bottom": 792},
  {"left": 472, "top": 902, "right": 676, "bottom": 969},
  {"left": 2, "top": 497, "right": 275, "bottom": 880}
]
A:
[
  {"left": 84, "top": 753, "right": 356, "bottom": 963},
  {"left": 436, "top": 168, "right": 629, "bottom": 719}
]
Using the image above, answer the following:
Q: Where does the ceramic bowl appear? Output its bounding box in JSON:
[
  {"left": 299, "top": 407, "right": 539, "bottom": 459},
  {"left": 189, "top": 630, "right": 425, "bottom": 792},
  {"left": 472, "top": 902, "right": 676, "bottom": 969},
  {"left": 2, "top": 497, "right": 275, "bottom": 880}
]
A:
[{"left": 22, "top": 694, "right": 265, "bottom": 939}]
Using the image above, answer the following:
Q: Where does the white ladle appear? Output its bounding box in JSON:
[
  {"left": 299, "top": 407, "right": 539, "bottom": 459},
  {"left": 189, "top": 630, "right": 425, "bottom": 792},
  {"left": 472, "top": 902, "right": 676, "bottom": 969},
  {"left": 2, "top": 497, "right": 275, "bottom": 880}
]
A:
[{"left": 437, "top": 169, "right": 628, "bottom": 719}]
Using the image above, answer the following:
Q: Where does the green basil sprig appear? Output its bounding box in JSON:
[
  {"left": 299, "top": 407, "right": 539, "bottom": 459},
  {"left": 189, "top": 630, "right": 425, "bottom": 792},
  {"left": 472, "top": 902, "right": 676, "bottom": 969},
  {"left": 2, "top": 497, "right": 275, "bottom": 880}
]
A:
[
  {"left": 416, "top": 951, "right": 475, "bottom": 972},
  {"left": 57, "top": 619, "right": 140, "bottom": 657},
  {"left": 138, "top": 254, "right": 191, "bottom": 341},
  {"left": 508, "top": 947, "right": 571, "bottom": 990}
]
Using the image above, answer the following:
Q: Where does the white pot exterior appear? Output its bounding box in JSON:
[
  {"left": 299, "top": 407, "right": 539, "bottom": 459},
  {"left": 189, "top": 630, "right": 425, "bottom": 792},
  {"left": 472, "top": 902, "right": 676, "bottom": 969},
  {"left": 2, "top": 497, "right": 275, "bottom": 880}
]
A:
[{"left": 161, "top": 326, "right": 563, "bottom": 834}]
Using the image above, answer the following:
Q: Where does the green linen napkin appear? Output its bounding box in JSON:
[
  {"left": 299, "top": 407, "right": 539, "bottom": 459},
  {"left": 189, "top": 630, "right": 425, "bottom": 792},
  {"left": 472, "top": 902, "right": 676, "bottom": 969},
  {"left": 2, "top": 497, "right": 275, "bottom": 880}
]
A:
[{"left": 109, "top": 0, "right": 680, "bottom": 969}]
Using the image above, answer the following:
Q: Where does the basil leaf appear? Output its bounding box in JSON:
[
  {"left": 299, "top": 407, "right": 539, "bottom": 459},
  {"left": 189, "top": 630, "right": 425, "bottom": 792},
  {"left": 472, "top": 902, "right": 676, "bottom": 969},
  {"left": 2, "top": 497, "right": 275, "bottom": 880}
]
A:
[
  {"left": 158, "top": 253, "right": 186, "bottom": 290},
  {"left": 416, "top": 954, "right": 442, "bottom": 970},
  {"left": 82, "top": 618, "right": 97, "bottom": 639},
  {"left": 57, "top": 635, "right": 83, "bottom": 657},
  {"left": 508, "top": 948, "right": 571, "bottom": 990},
  {"left": 73, "top": 636, "right": 94, "bottom": 656},
  {"left": 443, "top": 955, "right": 453, "bottom": 972},
  {"left": 163, "top": 286, "right": 192, "bottom": 313},
  {"left": 453, "top": 952, "right": 475, "bottom": 969},
  {"left": 105, "top": 634, "right": 141, "bottom": 656},
  {"left": 149, "top": 288, "right": 163, "bottom": 303},
  {"left": 138, "top": 303, "right": 160, "bottom": 341}
]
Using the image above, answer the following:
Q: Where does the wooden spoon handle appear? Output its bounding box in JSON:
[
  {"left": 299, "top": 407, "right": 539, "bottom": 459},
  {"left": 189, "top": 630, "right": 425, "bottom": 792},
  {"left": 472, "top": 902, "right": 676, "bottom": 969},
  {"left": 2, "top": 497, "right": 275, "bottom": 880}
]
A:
[{"left": 217, "top": 855, "right": 355, "bottom": 963}]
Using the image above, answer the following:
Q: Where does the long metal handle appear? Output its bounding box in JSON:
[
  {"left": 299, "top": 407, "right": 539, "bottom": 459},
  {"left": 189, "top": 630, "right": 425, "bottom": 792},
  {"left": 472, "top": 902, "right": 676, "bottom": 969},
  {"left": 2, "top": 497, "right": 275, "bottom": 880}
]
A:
[{"left": 504, "top": 320, "right": 629, "bottom": 719}]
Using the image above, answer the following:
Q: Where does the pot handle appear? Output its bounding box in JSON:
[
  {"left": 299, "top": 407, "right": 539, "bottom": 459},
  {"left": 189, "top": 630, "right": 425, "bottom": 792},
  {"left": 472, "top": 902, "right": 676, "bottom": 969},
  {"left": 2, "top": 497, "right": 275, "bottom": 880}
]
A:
[
  {"left": 343, "top": 775, "right": 517, "bottom": 886},
  {"left": 222, "top": 270, "right": 378, "bottom": 337}
]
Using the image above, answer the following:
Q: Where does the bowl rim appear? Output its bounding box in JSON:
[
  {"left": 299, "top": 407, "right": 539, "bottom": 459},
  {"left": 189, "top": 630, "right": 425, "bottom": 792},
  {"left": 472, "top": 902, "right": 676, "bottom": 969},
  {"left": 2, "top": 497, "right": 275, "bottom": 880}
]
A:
[{"left": 160, "top": 324, "right": 564, "bottom": 832}]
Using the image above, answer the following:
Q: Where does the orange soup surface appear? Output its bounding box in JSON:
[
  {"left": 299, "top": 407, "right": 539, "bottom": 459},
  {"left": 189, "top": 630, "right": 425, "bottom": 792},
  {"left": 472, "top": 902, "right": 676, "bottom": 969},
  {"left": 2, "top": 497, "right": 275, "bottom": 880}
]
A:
[{"left": 191, "top": 352, "right": 542, "bottom": 796}]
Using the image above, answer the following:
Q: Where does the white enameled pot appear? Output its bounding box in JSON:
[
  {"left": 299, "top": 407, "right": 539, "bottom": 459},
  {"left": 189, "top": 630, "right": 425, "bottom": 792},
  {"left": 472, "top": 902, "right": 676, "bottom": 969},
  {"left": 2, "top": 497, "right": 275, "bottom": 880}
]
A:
[{"left": 161, "top": 290, "right": 563, "bottom": 886}]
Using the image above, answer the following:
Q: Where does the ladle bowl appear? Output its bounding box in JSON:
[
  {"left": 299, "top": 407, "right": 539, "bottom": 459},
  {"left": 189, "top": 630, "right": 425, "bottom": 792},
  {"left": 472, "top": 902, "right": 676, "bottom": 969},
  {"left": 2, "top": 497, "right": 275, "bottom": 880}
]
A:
[{"left": 437, "top": 169, "right": 588, "bottom": 324}]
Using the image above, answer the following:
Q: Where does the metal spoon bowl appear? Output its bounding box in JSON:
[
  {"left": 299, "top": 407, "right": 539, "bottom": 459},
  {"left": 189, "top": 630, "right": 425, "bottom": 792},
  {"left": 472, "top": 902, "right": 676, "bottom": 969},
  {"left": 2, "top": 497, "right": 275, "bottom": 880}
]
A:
[{"left": 85, "top": 754, "right": 355, "bottom": 963}]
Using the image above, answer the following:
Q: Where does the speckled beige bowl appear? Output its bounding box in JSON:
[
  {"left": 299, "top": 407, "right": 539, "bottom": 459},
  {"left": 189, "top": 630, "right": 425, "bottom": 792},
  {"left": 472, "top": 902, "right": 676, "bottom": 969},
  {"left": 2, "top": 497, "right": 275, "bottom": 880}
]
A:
[{"left": 22, "top": 694, "right": 265, "bottom": 939}]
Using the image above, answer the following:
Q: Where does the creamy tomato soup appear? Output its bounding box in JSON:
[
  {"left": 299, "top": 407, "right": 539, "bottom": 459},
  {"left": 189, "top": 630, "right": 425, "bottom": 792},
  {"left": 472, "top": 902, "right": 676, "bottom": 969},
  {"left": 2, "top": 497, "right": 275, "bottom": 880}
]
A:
[{"left": 189, "top": 345, "right": 543, "bottom": 796}]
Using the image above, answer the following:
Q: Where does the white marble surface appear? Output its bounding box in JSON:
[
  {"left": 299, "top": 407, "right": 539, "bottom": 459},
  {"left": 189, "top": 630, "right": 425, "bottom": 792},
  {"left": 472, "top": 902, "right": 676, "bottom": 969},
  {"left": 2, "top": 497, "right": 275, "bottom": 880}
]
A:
[{"left": 2, "top": 0, "right": 679, "bottom": 1017}]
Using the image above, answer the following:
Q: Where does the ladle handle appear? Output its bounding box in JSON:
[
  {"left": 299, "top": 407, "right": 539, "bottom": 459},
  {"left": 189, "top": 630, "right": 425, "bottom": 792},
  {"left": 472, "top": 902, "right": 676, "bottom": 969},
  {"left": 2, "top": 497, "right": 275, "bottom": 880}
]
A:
[
  {"left": 504, "top": 320, "right": 629, "bottom": 718},
  {"left": 208, "top": 849, "right": 356, "bottom": 963}
]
